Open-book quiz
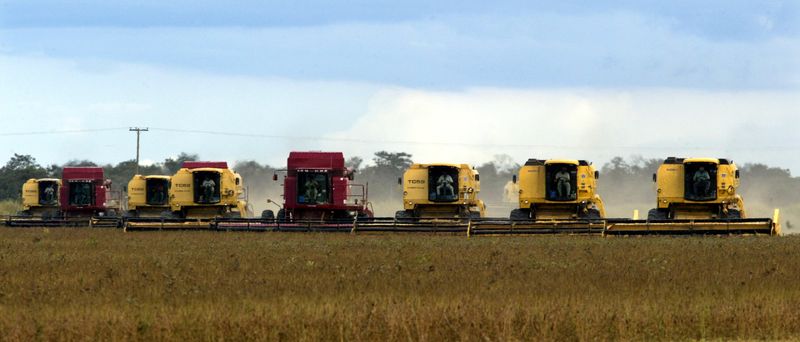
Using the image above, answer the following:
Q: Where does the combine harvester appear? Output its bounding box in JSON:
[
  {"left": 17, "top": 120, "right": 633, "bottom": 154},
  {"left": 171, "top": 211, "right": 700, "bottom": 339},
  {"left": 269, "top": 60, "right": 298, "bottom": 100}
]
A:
[
  {"left": 470, "top": 159, "right": 608, "bottom": 235},
  {"left": 124, "top": 174, "right": 171, "bottom": 217},
  {"left": 5, "top": 167, "right": 121, "bottom": 227},
  {"left": 395, "top": 163, "right": 485, "bottom": 220},
  {"left": 217, "top": 152, "right": 374, "bottom": 231},
  {"left": 604, "top": 157, "right": 781, "bottom": 235},
  {"left": 124, "top": 162, "right": 251, "bottom": 230}
]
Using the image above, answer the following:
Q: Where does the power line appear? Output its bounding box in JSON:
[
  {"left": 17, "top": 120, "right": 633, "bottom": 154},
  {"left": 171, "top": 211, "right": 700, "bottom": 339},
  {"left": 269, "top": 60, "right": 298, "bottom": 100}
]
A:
[
  {"left": 129, "top": 127, "right": 149, "bottom": 175},
  {"left": 0, "top": 127, "right": 128, "bottom": 136},
  {"left": 147, "top": 127, "right": 800, "bottom": 152},
  {"left": 0, "top": 126, "right": 798, "bottom": 152}
]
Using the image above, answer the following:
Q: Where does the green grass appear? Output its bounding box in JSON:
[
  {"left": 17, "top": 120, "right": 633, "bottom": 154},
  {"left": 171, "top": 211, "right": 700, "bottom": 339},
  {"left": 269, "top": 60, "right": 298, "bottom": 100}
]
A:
[
  {"left": 0, "top": 199, "right": 20, "bottom": 216},
  {"left": 1, "top": 230, "right": 799, "bottom": 341}
]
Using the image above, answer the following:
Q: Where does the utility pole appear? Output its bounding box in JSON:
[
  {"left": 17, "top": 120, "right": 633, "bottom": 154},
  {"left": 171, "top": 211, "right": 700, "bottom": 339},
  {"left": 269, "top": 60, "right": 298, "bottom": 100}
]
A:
[{"left": 129, "top": 127, "right": 149, "bottom": 175}]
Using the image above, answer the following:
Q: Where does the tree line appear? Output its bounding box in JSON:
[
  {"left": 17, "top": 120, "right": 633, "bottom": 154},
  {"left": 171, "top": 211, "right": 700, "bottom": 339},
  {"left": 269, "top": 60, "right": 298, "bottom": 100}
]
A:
[{"left": 1, "top": 152, "right": 798, "bottom": 226}]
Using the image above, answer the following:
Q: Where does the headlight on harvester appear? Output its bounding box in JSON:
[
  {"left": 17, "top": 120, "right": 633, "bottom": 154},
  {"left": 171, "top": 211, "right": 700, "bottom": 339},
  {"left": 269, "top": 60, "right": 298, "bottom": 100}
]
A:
[
  {"left": 467, "top": 188, "right": 474, "bottom": 193},
  {"left": 728, "top": 186, "right": 735, "bottom": 195}
]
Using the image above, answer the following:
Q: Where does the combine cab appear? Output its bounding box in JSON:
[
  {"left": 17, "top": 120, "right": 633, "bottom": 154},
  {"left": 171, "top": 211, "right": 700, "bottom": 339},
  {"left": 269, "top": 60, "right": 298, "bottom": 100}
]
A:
[
  {"left": 6, "top": 167, "right": 121, "bottom": 227},
  {"left": 18, "top": 178, "right": 62, "bottom": 219},
  {"left": 511, "top": 159, "right": 606, "bottom": 220},
  {"left": 481, "top": 159, "right": 608, "bottom": 234},
  {"left": 125, "top": 175, "right": 171, "bottom": 217},
  {"left": 605, "top": 157, "right": 781, "bottom": 235},
  {"left": 263, "top": 152, "right": 373, "bottom": 222},
  {"left": 168, "top": 161, "right": 250, "bottom": 219},
  {"left": 395, "top": 163, "right": 485, "bottom": 220}
]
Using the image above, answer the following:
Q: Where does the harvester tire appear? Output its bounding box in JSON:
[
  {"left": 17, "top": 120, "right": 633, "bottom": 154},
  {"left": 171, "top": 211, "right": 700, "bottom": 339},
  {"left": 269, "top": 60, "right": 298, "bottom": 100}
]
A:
[
  {"left": 395, "top": 210, "right": 414, "bottom": 222},
  {"left": 584, "top": 209, "right": 602, "bottom": 220},
  {"left": 510, "top": 209, "right": 531, "bottom": 221},
  {"left": 647, "top": 209, "right": 668, "bottom": 221},
  {"left": 356, "top": 211, "right": 371, "bottom": 222},
  {"left": 261, "top": 210, "right": 275, "bottom": 221},
  {"left": 277, "top": 209, "right": 288, "bottom": 223},
  {"left": 160, "top": 211, "right": 179, "bottom": 220}
]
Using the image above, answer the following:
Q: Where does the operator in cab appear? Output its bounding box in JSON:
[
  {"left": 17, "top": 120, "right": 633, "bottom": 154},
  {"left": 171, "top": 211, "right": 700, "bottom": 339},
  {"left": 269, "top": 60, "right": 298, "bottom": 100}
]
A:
[
  {"left": 693, "top": 166, "right": 711, "bottom": 197},
  {"left": 304, "top": 177, "right": 320, "bottom": 204},
  {"left": 43, "top": 184, "right": 56, "bottom": 204},
  {"left": 436, "top": 173, "right": 455, "bottom": 200},
  {"left": 201, "top": 177, "right": 216, "bottom": 202},
  {"left": 555, "top": 167, "right": 571, "bottom": 200}
]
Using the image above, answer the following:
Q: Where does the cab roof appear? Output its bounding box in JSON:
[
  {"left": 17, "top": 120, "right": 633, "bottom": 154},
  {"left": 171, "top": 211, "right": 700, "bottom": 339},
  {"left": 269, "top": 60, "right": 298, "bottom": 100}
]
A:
[
  {"left": 525, "top": 159, "right": 589, "bottom": 166},
  {"left": 287, "top": 152, "right": 345, "bottom": 170},
  {"left": 184, "top": 167, "right": 228, "bottom": 173},
  {"left": 545, "top": 159, "right": 580, "bottom": 166},
  {"left": 181, "top": 161, "right": 229, "bottom": 169},
  {"left": 410, "top": 163, "right": 471, "bottom": 169},
  {"left": 664, "top": 157, "right": 731, "bottom": 165},
  {"left": 140, "top": 175, "right": 171, "bottom": 180}
]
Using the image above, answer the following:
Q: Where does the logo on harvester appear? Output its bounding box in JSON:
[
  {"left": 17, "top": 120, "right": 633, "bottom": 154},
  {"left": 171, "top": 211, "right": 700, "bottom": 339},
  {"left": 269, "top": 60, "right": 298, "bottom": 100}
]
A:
[{"left": 408, "top": 180, "right": 425, "bottom": 184}]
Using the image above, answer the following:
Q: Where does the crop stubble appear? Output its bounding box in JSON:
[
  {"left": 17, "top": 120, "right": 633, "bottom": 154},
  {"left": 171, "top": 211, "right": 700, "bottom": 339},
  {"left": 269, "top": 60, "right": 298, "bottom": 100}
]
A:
[{"left": 0, "top": 229, "right": 799, "bottom": 341}]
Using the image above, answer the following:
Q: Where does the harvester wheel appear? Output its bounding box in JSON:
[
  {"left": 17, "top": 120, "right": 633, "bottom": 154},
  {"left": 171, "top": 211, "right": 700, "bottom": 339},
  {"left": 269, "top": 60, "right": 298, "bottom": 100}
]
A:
[
  {"left": 356, "top": 211, "right": 371, "bottom": 222},
  {"left": 395, "top": 210, "right": 414, "bottom": 222},
  {"left": 261, "top": 210, "right": 275, "bottom": 221},
  {"left": 277, "top": 209, "right": 288, "bottom": 223},
  {"left": 584, "top": 209, "right": 602, "bottom": 220},
  {"left": 647, "top": 209, "right": 668, "bottom": 221},
  {"left": 160, "top": 211, "right": 179, "bottom": 220},
  {"left": 510, "top": 209, "right": 531, "bottom": 221}
]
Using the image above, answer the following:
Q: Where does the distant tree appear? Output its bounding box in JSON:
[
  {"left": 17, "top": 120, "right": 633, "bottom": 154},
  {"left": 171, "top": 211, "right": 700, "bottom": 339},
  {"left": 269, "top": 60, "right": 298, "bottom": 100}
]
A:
[
  {"left": 0, "top": 154, "right": 49, "bottom": 200},
  {"left": 372, "top": 151, "right": 413, "bottom": 174},
  {"left": 64, "top": 160, "right": 98, "bottom": 167},
  {"left": 164, "top": 153, "right": 198, "bottom": 174},
  {"left": 346, "top": 156, "right": 364, "bottom": 172},
  {"left": 490, "top": 154, "right": 518, "bottom": 174}
]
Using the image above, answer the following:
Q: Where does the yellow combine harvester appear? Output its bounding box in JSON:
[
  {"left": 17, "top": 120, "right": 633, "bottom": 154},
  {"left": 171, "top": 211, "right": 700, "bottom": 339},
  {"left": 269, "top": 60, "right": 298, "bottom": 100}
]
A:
[
  {"left": 510, "top": 159, "right": 606, "bottom": 220},
  {"left": 124, "top": 162, "right": 251, "bottom": 230},
  {"left": 395, "top": 163, "right": 485, "bottom": 219},
  {"left": 19, "top": 178, "right": 62, "bottom": 219},
  {"left": 168, "top": 162, "right": 250, "bottom": 219},
  {"left": 605, "top": 157, "right": 780, "bottom": 235},
  {"left": 125, "top": 175, "right": 171, "bottom": 217}
]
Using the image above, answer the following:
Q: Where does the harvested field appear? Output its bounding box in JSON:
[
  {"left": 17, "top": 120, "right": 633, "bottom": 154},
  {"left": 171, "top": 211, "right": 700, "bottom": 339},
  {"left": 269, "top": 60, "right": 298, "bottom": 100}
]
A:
[{"left": 0, "top": 229, "right": 799, "bottom": 341}]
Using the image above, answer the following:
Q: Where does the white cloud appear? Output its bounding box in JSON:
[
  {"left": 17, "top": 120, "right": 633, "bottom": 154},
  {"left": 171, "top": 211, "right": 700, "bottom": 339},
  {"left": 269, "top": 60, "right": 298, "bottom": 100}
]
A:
[
  {"left": 1, "top": 54, "right": 799, "bottom": 174},
  {"left": 325, "top": 87, "right": 800, "bottom": 172}
]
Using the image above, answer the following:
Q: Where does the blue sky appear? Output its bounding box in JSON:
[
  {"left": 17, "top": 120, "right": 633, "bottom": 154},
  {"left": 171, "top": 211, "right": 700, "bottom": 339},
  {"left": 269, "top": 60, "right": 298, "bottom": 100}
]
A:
[{"left": 0, "top": 1, "right": 798, "bottom": 171}]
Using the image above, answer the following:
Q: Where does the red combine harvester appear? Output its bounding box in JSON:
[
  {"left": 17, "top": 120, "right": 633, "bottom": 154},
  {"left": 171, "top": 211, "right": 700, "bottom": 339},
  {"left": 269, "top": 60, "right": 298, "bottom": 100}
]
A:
[
  {"left": 61, "top": 167, "right": 119, "bottom": 217},
  {"left": 264, "top": 152, "right": 373, "bottom": 222},
  {"left": 6, "top": 167, "right": 122, "bottom": 227}
]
